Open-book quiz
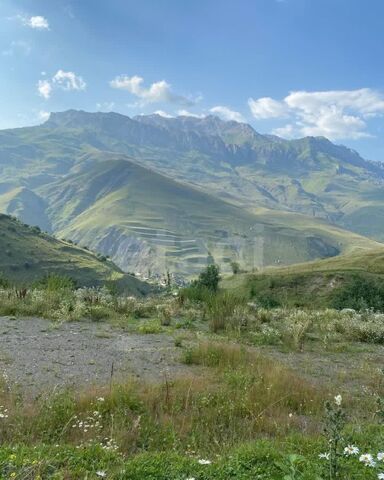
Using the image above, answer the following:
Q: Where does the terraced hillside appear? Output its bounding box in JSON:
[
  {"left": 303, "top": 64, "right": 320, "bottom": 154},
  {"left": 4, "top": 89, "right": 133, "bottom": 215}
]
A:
[
  {"left": 37, "top": 153, "right": 380, "bottom": 277},
  {"left": 0, "top": 214, "right": 148, "bottom": 293},
  {"left": 0, "top": 110, "right": 383, "bottom": 276}
]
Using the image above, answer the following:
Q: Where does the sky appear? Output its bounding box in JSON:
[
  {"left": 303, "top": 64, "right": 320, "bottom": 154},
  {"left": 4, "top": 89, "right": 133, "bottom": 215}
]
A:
[{"left": 2, "top": 0, "right": 384, "bottom": 160}]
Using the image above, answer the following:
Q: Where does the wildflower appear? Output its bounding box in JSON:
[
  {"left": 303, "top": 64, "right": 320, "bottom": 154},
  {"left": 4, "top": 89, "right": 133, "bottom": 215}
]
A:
[
  {"left": 378, "top": 474, "right": 384, "bottom": 479},
  {"left": 334, "top": 395, "right": 342, "bottom": 406},
  {"left": 359, "top": 453, "right": 376, "bottom": 467},
  {"left": 198, "top": 459, "right": 211, "bottom": 465},
  {"left": 0, "top": 406, "right": 8, "bottom": 418},
  {"left": 97, "top": 397, "right": 105, "bottom": 402},
  {"left": 96, "top": 472, "right": 107, "bottom": 478},
  {"left": 378, "top": 452, "right": 384, "bottom": 461},
  {"left": 319, "top": 453, "right": 330, "bottom": 460},
  {"left": 344, "top": 445, "right": 359, "bottom": 456}
]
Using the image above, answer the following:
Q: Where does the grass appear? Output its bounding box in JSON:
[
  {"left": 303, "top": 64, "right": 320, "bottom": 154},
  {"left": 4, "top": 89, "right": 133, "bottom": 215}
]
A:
[
  {"left": 222, "top": 245, "right": 384, "bottom": 309},
  {"left": 1, "top": 263, "right": 384, "bottom": 477},
  {"left": 0, "top": 214, "right": 149, "bottom": 294},
  {"left": 0, "top": 337, "right": 383, "bottom": 479}
]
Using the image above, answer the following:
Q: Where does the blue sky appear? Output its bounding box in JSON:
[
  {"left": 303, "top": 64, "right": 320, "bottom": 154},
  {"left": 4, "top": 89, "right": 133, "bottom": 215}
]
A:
[{"left": 2, "top": 0, "right": 384, "bottom": 160}]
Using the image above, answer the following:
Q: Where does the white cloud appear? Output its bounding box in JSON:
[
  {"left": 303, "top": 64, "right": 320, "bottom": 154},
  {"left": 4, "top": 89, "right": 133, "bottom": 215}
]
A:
[
  {"left": 209, "top": 105, "right": 245, "bottom": 122},
  {"left": 18, "top": 15, "right": 50, "bottom": 30},
  {"left": 28, "top": 15, "right": 49, "bottom": 29},
  {"left": 110, "top": 75, "right": 196, "bottom": 106},
  {"left": 249, "top": 88, "right": 384, "bottom": 140},
  {"left": 37, "top": 70, "right": 86, "bottom": 100},
  {"left": 52, "top": 70, "right": 86, "bottom": 91},
  {"left": 272, "top": 124, "right": 296, "bottom": 138},
  {"left": 248, "top": 97, "right": 288, "bottom": 119},
  {"left": 37, "top": 79, "right": 52, "bottom": 99},
  {"left": 177, "top": 110, "right": 206, "bottom": 118},
  {"left": 153, "top": 110, "right": 174, "bottom": 118},
  {"left": 38, "top": 110, "right": 50, "bottom": 122}
]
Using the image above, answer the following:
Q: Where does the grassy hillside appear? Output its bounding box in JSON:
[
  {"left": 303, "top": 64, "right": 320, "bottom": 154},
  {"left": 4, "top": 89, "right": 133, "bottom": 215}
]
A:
[
  {"left": 0, "top": 214, "right": 148, "bottom": 293},
  {"left": 222, "top": 245, "right": 384, "bottom": 308},
  {"left": 36, "top": 153, "right": 379, "bottom": 278},
  {"left": 0, "top": 110, "right": 384, "bottom": 276}
]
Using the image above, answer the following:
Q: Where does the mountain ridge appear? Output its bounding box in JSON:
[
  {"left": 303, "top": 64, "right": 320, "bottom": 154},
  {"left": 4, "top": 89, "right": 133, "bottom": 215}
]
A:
[{"left": 0, "top": 109, "right": 383, "bottom": 277}]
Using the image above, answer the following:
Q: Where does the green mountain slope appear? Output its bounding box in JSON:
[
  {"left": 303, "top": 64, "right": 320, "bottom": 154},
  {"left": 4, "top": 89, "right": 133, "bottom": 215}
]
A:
[
  {"left": 0, "top": 110, "right": 383, "bottom": 277},
  {"left": 42, "top": 111, "right": 384, "bottom": 240},
  {"left": 0, "top": 214, "right": 148, "bottom": 293},
  {"left": 222, "top": 245, "right": 384, "bottom": 309},
  {"left": 35, "top": 152, "right": 380, "bottom": 278}
]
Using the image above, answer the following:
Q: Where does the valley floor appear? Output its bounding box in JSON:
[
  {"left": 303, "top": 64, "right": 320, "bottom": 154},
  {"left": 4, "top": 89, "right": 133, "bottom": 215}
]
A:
[
  {"left": 1, "top": 316, "right": 382, "bottom": 400},
  {"left": 1, "top": 303, "right": 384, "bottom": 479},
  {"left": 0, "top": 317, "right": 188, "bottom": 397}
]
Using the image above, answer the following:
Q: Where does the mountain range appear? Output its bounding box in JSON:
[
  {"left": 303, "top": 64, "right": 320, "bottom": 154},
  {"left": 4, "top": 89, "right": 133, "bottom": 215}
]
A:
[{"left": 0, "top": 110, "right": 382, "bottom": 278}]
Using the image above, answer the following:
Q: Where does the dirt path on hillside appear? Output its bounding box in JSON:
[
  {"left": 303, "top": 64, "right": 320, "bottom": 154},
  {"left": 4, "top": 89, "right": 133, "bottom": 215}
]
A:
[{"left": 0, "top": 317, "right": 189, "bottom": 397}]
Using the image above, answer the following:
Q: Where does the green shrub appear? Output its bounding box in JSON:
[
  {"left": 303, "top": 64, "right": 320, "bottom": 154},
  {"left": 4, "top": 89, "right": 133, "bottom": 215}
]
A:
[
  {"left": 332, "top": 275, "right": 384, "bottom": 311},
  {"left": 205, "top": 291, "right": 246, "bottom": 332},
  {"left": 34, "top": 273, "right": 77, "bottom": 291},
  {"left": 178, "top": 285, "right": 213, "bottom": 304},
  {"left": 193, "top": 264, "right": 221, "bottom": 292}
]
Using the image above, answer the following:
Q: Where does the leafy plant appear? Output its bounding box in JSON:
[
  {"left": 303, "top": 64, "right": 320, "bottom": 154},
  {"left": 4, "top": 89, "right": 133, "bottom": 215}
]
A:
[{"left": 193, "top": 264, "right": 221, "bottom": 292}]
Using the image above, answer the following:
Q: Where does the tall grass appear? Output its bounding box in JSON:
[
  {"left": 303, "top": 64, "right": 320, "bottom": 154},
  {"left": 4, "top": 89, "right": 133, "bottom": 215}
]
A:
[{"left": 0, "top": 341, "right": 327, "bottom": 455}]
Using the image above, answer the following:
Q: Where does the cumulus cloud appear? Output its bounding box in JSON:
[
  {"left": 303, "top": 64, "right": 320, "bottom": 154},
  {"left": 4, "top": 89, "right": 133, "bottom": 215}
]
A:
[
  {"left": 248, "top": 97, "right": 288, "bottom": 119},
  {"left": 28, "top": 15, "right": 49, "bottom": 29},
  {"left": 52, "top": 70, "right": 86, "bottom": 91},
  {"left": 249, "top": 88, "right": 384, "bottom": 140},
  {"left": 37, "top": 70, "right": 86, "bottom": 100},
  {"left": 37, "top": 79, "right": 52, "bottom": 99},
  {"left": 17, "top": 15, "right": 50, "bottom": 30},
  {"left": 209, "top": 105, "right": 245, "bottom": 122},
  {"left": 110, "top": 75, "right": 196, "bottom": 106}
]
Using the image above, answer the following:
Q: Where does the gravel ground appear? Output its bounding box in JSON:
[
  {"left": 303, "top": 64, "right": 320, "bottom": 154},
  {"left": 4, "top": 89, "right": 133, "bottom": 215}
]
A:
[{"left": 0, "top": 317, "right": 188, "bottom": 397}]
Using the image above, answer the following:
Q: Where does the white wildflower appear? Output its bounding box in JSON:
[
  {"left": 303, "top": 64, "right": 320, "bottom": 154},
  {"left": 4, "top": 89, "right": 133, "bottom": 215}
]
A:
[
  {"left": 96, "top": 472, "right": 107, "bottom": 478},
  {"left": 198, "top": 459, "right": 211, "bottom": 465},
  {"left": 0, "top": 406, "right": 8, "bottom": 419},
  {"left": 334, "top": 394, "right": 342, "bottom": 406},
  {"left": 359, "top": 453, "right": 376, "bottom": 467},
  {"left": 378, "top": 452, "right": 384, "bottom": 461},
  {"left": 344, "top": 445, "right": 359, "bottom": 456},
  {"left": 319, "top": 453, "right": 330, "bottom": 460}
]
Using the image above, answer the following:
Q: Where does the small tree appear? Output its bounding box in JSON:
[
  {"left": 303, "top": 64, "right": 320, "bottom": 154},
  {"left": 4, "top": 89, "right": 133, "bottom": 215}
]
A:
[
  {"left": 230, "top": 261, "right": 240, "bottom": 275},
  {"left": 196, "top": 264, "right": 221, "bottom": 292}
]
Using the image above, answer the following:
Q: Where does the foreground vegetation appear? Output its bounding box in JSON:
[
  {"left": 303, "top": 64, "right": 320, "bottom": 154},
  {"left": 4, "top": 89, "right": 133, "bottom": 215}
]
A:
[
  {"left": 0, "top": 340, "right": 384, "bottom": 478},
  {"left": 1, "top": 263, "right": 384, "bottom": 478}
]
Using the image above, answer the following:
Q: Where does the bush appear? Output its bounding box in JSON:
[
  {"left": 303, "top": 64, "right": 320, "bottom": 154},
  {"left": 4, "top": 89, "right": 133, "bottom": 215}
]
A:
[
  {"left": 193, "top": 264, "right": 221, "bottom": 292},
  {"left": 332, "top": 275, "right": 384, "bottom": 311},
  {"left": 178, "top": 285, "right": 213, "bottom": 304},
  {"left": 205, "top": 291, "right": 246, "bottom": 332},
  {"left": 34, "top": 273, "right": 76, "bottom": 291},
  {"left": 230, "top": 261, "right": 240, "bottom": 275}
]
